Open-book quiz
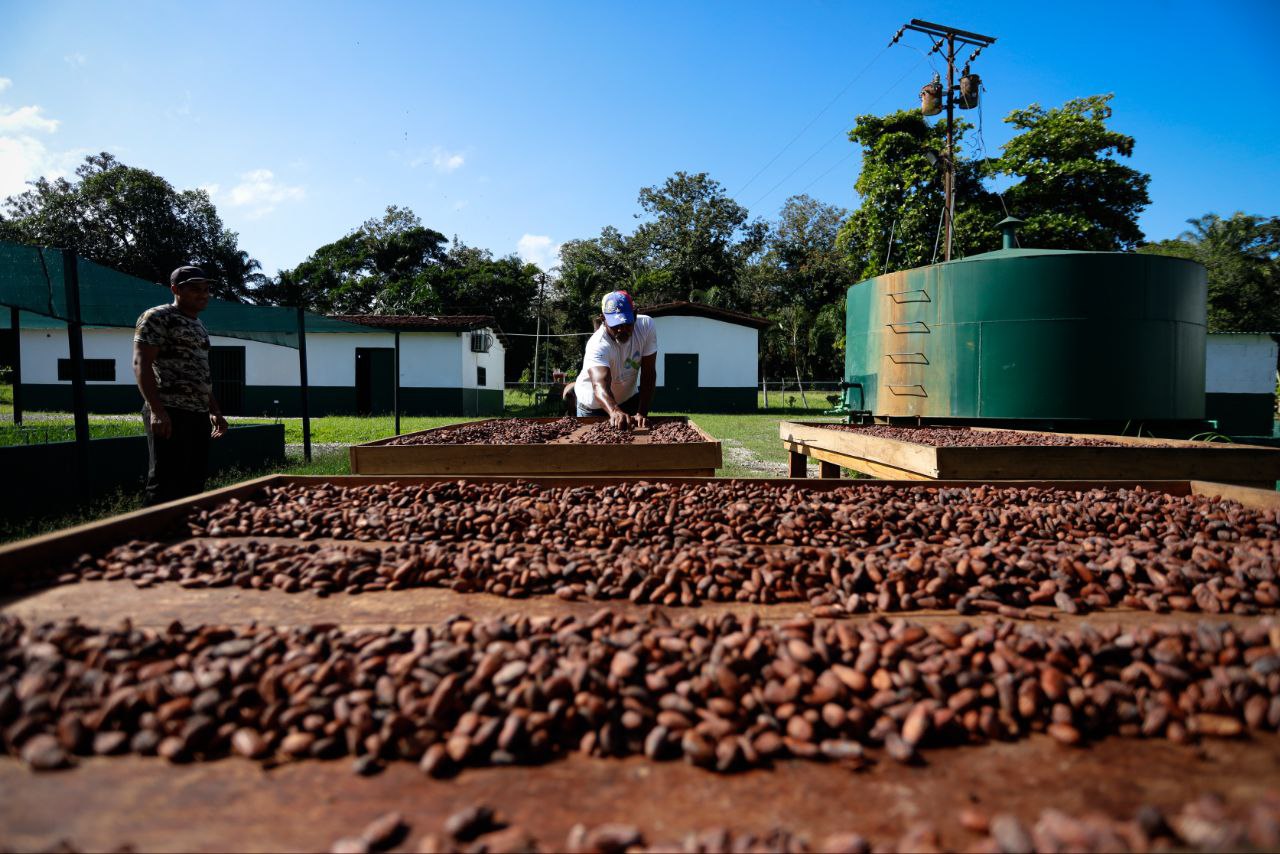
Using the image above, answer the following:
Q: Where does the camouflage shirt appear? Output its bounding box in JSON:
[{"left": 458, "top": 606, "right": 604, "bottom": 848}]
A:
[{"left": 134, "top": 304, "right": 212, "bottom": 413}]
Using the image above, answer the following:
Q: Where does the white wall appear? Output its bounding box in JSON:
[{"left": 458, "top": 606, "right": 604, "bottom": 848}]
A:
[
  {"left": 1207, "top": 333, "right": 1277, "bottom": 394},
  {"left": 462, "top": 329, "right": 505, "bottom": 389},
  {"left": 19, "top": 326, "right": 498, "bottom": 390},
  {"left": 306, "top": 332, "right": 395, "bottom": 386},
  {"left": 649, "top": 316, "right": 758, "bottom": 388},
  {"left": 20, "top": 327, "right": 134, "bottom": 384},
  {"left": 400, "top": 332, "right": 463, "bottom": 388}
]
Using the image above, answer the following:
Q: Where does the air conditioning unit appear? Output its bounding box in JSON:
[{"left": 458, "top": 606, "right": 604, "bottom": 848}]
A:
[{"left": 470, "top": 331, "right": 491, "bottom": 353}]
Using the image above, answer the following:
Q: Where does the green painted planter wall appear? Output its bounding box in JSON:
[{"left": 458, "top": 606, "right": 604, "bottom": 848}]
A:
[
  {"left": 1206, "top": 392, "right": 1277, "bottom": 437},
  {"left": 845, "top": 249, "right": 1208, "bottom": 421},
  {"left": 0, "top": 424, "right": 284, "bottom": 518}
]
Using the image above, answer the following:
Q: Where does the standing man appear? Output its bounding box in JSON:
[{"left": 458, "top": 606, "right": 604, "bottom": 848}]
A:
[
  {"left": 573, "top": 291, "right": 657, "bottom": 428},
  {"left": 133, "top": 266, "right": 228, "bottom": 505}
]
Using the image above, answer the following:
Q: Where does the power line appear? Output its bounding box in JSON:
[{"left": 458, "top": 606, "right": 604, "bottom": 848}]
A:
[
  {"left": 798, "top": 149, "right": 857, "bottom": 196},
  {"left": 733, "top": 46, "right": 891, "bottom": 198},
  {"left": 506, "top": 331, "right": 593, "bottom": 338},
  {"left": 748, "top": 56, "right": 927, "bottom": 211}
]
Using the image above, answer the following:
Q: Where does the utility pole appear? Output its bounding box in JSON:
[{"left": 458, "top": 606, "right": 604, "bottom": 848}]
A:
[
  {"left": 531, "top": 272, "right": 547, "bottom": 401},
  {"left": 892, "top": 19, "right": 996, "bottom": 261}
]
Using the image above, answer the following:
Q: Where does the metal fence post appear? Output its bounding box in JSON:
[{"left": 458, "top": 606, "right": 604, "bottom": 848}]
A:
[
  {"left": 10, "top": 306, "right": 22, "bottom": 425},
  {"left": 61, "top": 249, "right": 90, "bottom": 494},
  {"left": 394, "top": 330, "right": 401, "bottom": 436},
  {"left": 295, "top": 303, "right": 311, "bottom": 463}
]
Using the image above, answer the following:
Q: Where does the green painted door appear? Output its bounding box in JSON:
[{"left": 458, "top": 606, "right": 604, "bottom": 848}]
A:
[
  {"left": 209, "top": 345, "right": 246, "bottom": 416},
  {"left": 665, "top": 353, "right": 698, "bottom": 408},
  {"left": 356, "top": 348, "right": 395, "bottom": 415}
]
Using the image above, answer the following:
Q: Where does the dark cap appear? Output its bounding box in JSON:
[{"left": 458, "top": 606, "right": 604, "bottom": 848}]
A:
[{"left": 170, "top": 265, "right": 213, "bottom": 287}]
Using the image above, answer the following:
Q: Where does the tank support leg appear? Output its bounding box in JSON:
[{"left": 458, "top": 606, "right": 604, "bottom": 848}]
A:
[{"left": 819, "top": 460, "right": 841, "bottom": 479}]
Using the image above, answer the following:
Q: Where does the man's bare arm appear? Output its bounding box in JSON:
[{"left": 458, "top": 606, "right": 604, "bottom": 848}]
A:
[
  {"left": 589, "top": 366, "right": 632, "bottom": 428},
  {"left": 208, "top": 391, "right": 227, "bottom": 439},
  {"left": 133, "top": 342, "right": 171, "bottom": 439}
]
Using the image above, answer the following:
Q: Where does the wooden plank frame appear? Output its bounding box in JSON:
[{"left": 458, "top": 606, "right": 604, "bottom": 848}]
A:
[
  {"left": 780, "top": 421, "right": 1280, "bottom": 489},
  {"left": 3, "top": 474, "right": 1278, "bottom": 588},
  {"left": 348, "top": 416, "right": 722, "bottom": 476}
]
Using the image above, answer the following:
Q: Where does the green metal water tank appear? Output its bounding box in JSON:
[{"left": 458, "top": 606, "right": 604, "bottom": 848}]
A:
[{"left": 844, "top": 236, "right": 1207, "bottom": 421}]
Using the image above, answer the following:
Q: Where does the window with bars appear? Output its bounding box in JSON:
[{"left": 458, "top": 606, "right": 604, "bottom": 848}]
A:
[
  {"left": 58, "top": 358, "right": 115, "bottom": 382},
  {"left": 477, "top": 366, "right": 487, "bottom": 386}
]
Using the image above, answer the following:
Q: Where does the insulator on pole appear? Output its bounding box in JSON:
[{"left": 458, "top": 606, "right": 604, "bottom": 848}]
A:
[
  {"left": 958, "top": 72, "right": 981, "bottom": 109},
  {"left": 920, "top": 73, "right": 943, "bottom": 116}
]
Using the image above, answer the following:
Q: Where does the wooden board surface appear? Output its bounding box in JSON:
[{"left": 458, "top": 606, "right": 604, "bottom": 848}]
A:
[
  {"left": 11, "top": 574, "right": 1268, "bottom": 633},
  {"left": 781, "top": 421, "right": 1280, "bottom": 486},
  {"left": 780, "top": 421, "right": 940, "bottom": 477},
  {"left": 5, "top": 735, "right": 1277, "bottom": 854},
  {"left": 783, "top": 441, "right": 935, "bottom": 481},
  {"left": 14, "top": 472, "right": 1277, "bottom": 583},
  {"left": 3, "top": 471, "right": 1280, "bottom": 851},
  {"left": 350, "top": 417, "right": 722, "bottom": 475}
]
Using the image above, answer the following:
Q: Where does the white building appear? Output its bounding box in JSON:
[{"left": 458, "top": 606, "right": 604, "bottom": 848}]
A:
[
  {"left": 1206, "top": 332, "right": 1277, "bottom": 436},
  {"left": 4, "top": 312, "right": 506, "bottom": 417},
  {"left": 638, "top": 301, "right": 772, "bottom": 412}
]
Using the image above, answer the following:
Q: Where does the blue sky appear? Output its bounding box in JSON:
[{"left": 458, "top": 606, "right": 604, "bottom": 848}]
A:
[{"left": 1, "top": 1, "right": 1276, "bottom": 277}]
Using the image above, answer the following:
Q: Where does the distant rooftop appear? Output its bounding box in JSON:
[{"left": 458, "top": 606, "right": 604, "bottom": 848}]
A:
[
  {"left": 331, "top": 314, "right": 508, "bottom": 345},
  {"left": 637, "top": 301, "right": 773, "bottom": 331}
]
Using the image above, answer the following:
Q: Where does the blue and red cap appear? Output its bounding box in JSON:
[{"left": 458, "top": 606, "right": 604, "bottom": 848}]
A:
[{"left": 601, "top": 290, "right": 636, "bottom": 327}]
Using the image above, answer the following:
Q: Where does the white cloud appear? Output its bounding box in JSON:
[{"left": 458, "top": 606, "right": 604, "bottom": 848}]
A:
[
  {"left": 517, "top": 234, "right": 561, "bottom": 272},
  {"left": 197, "top": 183, "right": 220, "bottom": 196},
  {"left": 431, "top": 146, "right": 464, "bottom": 173},
  {"left": 0, "top": 137, "right": 87, "bottom": 199},
  {"left": 224, "top": 169, "right": 305, "bottom": 218},
  {"left": 64, "top": 53, "right": 87, "bottom": 68},
  {"left": 0, "top": 105, "right": 59, "bottom": 133},
  {"left": 0, "top": 85, "right": 83, "bottom": 199}
]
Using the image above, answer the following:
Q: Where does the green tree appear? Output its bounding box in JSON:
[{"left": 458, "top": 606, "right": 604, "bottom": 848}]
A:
[
  {"left": 996, "top": 94, "right": 1151, "bottom": 251},
  {"left": 631, "top": 171, "right": 766, "bottom": 307},
  {"left": 1140, "top": 212, "right": 1280, "bottom": 332},
  {"left": 835, "top": 110, "right": 1001, "bottom": 278},
  {"left": 0, "top": 153, "right": 264, "bottom": 301},
  {"left": 429, "top": 240, "right": 543, "bottom": 378},
  {"left": 281, "top": 206, "right": 449, "bottom": 314},
  {"left": 755, "top": 195, "right": 852, "bottom": 380},
  {"left": 548, "top": 172, "right": 767, "bottom": 374}
]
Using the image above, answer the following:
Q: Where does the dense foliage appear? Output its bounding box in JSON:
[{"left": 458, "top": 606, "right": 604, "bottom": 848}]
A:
[
  {"left": 274, "top": 206, "right": 543, "bottom": 375},
  {"left": 1140, "top": 213, "right": 1280, "bottom": 333},
  {"left": 0, "top": 153, "right": 264, "bottom": 301}
]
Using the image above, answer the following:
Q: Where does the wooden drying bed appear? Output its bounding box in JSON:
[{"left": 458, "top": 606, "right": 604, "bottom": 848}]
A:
[
  {"left": 2, "top": 475, "right": 1279, "bottom": 852},
  {"left": 348, "top": 417, "right": 721, "bottom": 477},
  {"left": 780, "top": 421, "right": 1280, "bottom": 488}
]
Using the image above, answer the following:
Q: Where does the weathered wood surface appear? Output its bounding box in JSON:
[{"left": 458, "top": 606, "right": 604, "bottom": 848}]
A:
[
  {"left": 349, "top": 417, "right": 722, "bottom": 475},
  {"left": 780, "top": 420, "right": 1280, "bottom": 486},
  {"left": 4, "top": 736, "right": 1278, "bottom": 854},
  {"left": 3, "top": 472, "right": 1280, "bottom": 851}
]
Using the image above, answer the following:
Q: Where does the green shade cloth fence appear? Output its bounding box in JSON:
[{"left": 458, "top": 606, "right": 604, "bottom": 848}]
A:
[
  {"left": 0, "top": 240, "right": 364, "bottom": 345},
  {"left": 0, "top": 239, "right": 376, "bottom": 472}
]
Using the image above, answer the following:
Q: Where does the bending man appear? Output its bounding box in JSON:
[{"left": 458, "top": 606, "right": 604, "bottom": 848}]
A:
[{"left": 572, "top": 291, "right": 657, "bottom": 428}]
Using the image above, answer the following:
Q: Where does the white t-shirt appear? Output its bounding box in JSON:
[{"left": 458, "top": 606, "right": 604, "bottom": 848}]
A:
[{"left": 574, "top": 315, "right": 658, "bottom": 409}]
